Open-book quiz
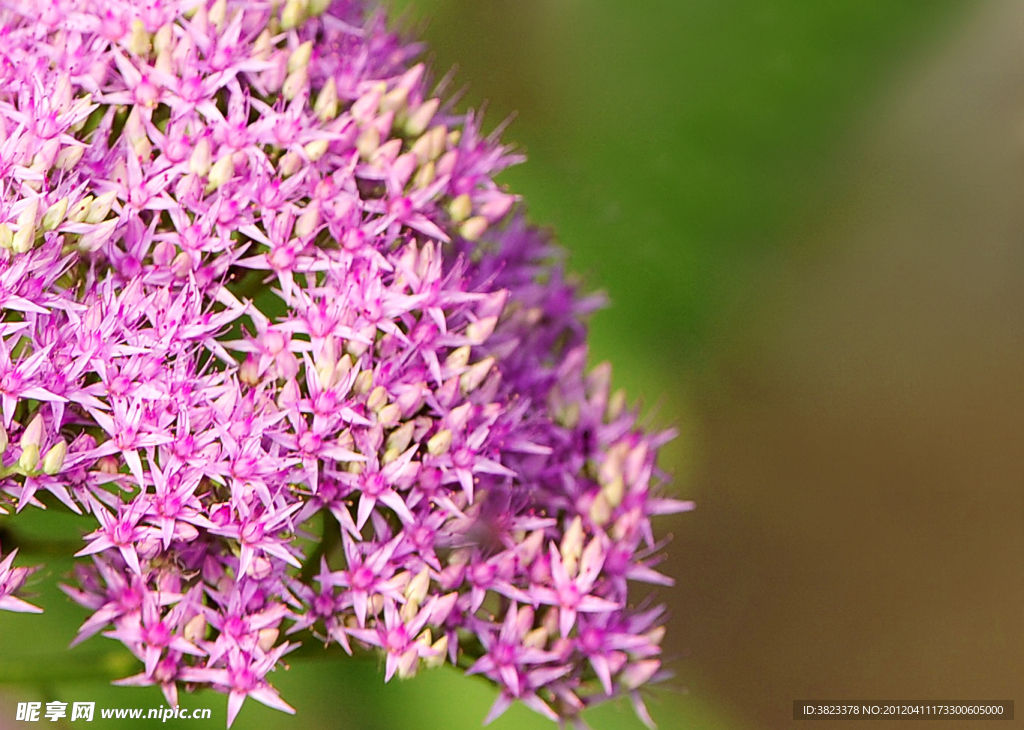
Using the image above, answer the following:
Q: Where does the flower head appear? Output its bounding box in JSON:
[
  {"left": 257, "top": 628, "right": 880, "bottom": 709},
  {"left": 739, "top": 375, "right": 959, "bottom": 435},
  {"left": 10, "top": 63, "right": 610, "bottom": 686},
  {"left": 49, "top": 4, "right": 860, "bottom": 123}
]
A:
[{"left": 0, "top": 0, "right": 691, "bottom": 726}]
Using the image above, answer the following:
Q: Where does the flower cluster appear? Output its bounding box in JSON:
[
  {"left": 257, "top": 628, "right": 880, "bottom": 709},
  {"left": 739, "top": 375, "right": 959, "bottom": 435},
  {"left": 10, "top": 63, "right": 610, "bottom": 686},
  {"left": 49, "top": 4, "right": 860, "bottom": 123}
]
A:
[{"left": 0, "top": 0, "right": 691, "bottom": 726}]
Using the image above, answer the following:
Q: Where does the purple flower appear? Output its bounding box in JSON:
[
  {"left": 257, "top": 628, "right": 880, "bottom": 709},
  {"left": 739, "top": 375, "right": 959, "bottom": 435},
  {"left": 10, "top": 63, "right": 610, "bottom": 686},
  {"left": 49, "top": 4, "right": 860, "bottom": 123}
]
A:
[
  {"left": 0, "top": 0, "right": 692, "bottom": 726},
  {"left": 0, "top": 545, "right": 41, "bottom": 614}
]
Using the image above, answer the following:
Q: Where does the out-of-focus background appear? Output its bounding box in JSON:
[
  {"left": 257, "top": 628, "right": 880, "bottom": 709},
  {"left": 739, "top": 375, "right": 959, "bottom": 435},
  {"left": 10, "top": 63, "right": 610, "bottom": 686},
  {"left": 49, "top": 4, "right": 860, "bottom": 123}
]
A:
[{"left": 3, "top": 1, "right": 1022, "bottom": 728}]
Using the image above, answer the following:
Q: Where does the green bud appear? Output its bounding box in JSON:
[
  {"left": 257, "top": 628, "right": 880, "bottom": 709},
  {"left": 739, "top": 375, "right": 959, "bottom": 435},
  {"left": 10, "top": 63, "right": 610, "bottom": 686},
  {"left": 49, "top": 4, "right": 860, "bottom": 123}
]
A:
[
  {"left": 380, "top": 86, "right": 409, "bottom": 115},
  {"left": 127, "top": 19, "right": 151, "bottom": 57},
  {"left": 353, "top": 370, "right": 373, "bottom": 395},
  {"left": 55, "top": 144, "right": 85, "bottom": 171},
  {"left": 424, "top": 636, "right": 448, "bottom": 669},
  {"left": 42, "top": 197, "right": 69, "bottom": 232},
  {"left": 303, "top": 139, "right": 329, "bottom": 162},
  {"left": 460, "top": 356, "right": 494, "bottom": 394},
  {"left": 459, "top": 216, "right": 489, "bottom": 242},
  {"left": 366, "top": 385, "right": 388, "bottom": 412},
  {"left": 67, "top": 196, "right": 93, "bottom": 223},
  {"left": 443, "top": 346, "right": 471, "bottom": 374},
  {"left": 313, "top": 77, "right": 339, "bottom": 121},
  {"left": 18, "top": 444, "right": 40, "bottom": 472},
  {"left": 42, "top": 439, "right": 67, "bottom": 475},
  {"left": 448, "top": 194, "right": 472, "bottom": 223},
  {"left": 412, "top": 160, "right": 435, "bottom": 189},
  {"left": 427, "top": 429, "right": 452, "bottom": 456},
  {"left": 280, "top": 0, "right": 308, "bottom": 30},
  {"left": 404, "top": 98, "right": 439, "bottom": 137},
  {"left": 287, "top": 41, "right": 314, "bottom": 73},
  {"left": 205, "top": 153, "right": 235, "bottom": 192},
  {"left": 386, "top": 421, "right": 416, "bottom": 454},
  {"left": 85, "top": 191, "right": 117, "bottom": 224}
]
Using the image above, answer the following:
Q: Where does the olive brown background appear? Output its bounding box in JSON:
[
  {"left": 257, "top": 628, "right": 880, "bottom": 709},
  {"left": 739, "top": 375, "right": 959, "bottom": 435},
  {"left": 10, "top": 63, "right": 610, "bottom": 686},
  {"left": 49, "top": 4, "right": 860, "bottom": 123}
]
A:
[{"left": 1, "top": 1, "right": 1020, "bottom": 728}]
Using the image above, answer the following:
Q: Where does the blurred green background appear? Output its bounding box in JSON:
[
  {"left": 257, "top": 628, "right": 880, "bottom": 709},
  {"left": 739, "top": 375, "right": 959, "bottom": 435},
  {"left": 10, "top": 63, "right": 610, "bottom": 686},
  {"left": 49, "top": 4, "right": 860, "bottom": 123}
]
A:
[{"left": 5, "top": 1, "right": 1023, "bottom": 728}]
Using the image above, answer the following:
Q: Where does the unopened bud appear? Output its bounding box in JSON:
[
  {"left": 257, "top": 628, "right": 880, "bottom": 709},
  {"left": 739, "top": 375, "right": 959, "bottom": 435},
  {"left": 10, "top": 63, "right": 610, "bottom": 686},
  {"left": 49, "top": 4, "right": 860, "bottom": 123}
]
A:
[
  {"left": 0, "top": 224, "right": 13, "bottom": 250},
  {"left": 171, "top": 251, "right": 193, "bottom": 277},
  {"left": 97, "top": 455, "right": 120, "bottom": 474},
  {"left": 280, "top": 0, "right": 307, "bottom": 30},
  {"left": 153, "top": 23, "right": 174, "bottom": 54},
  {"left": 42, "top": 439, "right": 67, "bottom": 475},
  {"left": 466, "top": 316, "right": 498, "bottom": 344},
  {"left": 410, "top": 125, "right": 447, "bottom": 164},
  {"left": 459, "top": 216, "right": 488, "bottom": 242},
  {"left": 55, "top": 144, "right": 85, "bottom": 171},
  {"left": 602, "top": 474, "right": 625, "bottom": 508},
  {"left": 377, "top": 403, "right": 401, "bottom": 428},
  {"left": 404, "top": 98, "right": 439, "bottom": 137},
  {"left": 523, "top": 627, "right": 549, "bottom": 651},
  {"left": 560, "top": 516, "right": 585, "bottom": 577},
  {"left": 443, "top": 346, "right": 471, "bottom": 374},
  {"left": 209, "top": 0, "right": 228, "bottom": 29},
  {"left": 412, "top": 160, "right": 435, "bottom": 189},
  {"left": 14, "top": 198, "right": 39, "bottom": 252},
  {"left": 18, "top": 445, "right": 40, "bottom": 472},
  {"left": 356, "top": 126, "right": 380, "bottom": 160},
  {"left": 405, "top": 568, "right": 430, "bottom": 606},
  {"left": 424, "top": 635, "right": 448, "bottom": 668},
  {"left": 606, "top": 389, "right": 627, "bottom": 423},
  {"left": 188, "top": 137, "right": 211, "bottom": 176},
  {"left": 386, "top": 421, "right": 415, "bottom": 454},
  {"left": 282, "top": 67, "right": 308, "bottom": 100},
  {"left": 589, "top": 491, "right": 612, "bottom": 526},
  {"left": 127, "top": 19, "right": 151, "bottom": 56},
  {"left": 288, "top": 41, "right": 314, "bottom": 73},
  {"left": 278, "top": 150, "right": 302, "bottom": 177},
  {"left": 42, "top": 197, "right": 69, "bottom": 231},
  {"left": 314, "top": 77, "right": 339, "bottom": 121},
  {"left": 622, "top": 660, "right": 661, "bottom": 691},
  {"left": 183, "top": 614, "right": 207, "bottom": 643},
  {"left": 427, "top": 429, "right": 452, "bottom": 456},
  {"left": 257, "top": 627, "right": 279, "bottom": 652},
  {"left": 294, "top": 202, "right": 321, "bottom": 238},
  {"left": 205, "top": 154, "right": 234, "bottom": 192},
  {"left": 366, "top": 385, "right": 388, "bottom": 412},
  {"left": 460, "top": 357, "right": 493, "bottom": 394},
  {"left": 252, "top": 29, "right": 272, "bottom": 61},
  {"left": 448, "top": 194, "right": 472, "bottom": 223},
  {"left": 303, "top": 139, "right": 329, "bottom": 162},
  {"left": 67, "top": 196, "right": 93, "bottom": 223},
  {"left": 353, "top": 370, "right": 373, "bottom": 395},
  {"left": 0, "top": 422, "right": 7, "bottom": 452},
  {"left": 239, "top": 354, "right": 260, "bottom": 385},
  {"left": 12, "top": 225, "right": 36, "bottom": 254},
  {"left": 86, "top": 190, "right": 118, "bottom": 224},
  {"left": 380, "top": 86, "right": 409, "bottom": 115}
]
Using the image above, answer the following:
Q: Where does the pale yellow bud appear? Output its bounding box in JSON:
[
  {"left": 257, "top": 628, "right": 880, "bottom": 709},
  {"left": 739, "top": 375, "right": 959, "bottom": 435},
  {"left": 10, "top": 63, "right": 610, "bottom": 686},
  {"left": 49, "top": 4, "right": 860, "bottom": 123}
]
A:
[
  {"left": 459, "top": 216, "right": 489, "bottom": 242},
  {"left": 205, "top": 154, "right": 235, "bottom": 192},
  {"left": 314, "top": 77, "right": 339, "bottom": 121},
  {"left": 42, "top": 197, "right": 69, "bottom": 232},
  {"left": 448, "top": 194, "right": 472, "bottom": 223},
  {"left": 427, "top": 429, "right": 452, "bottom": 456},
  {"left": 42, "top": 439, "right": 67, "bottom": 475}
]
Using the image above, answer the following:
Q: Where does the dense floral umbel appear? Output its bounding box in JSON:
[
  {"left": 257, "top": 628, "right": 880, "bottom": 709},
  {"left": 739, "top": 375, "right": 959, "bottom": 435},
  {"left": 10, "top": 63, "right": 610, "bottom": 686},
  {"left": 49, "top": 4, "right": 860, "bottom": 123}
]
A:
[{"left": 0, "top": 0, "right": 691, "bottom": 726}]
